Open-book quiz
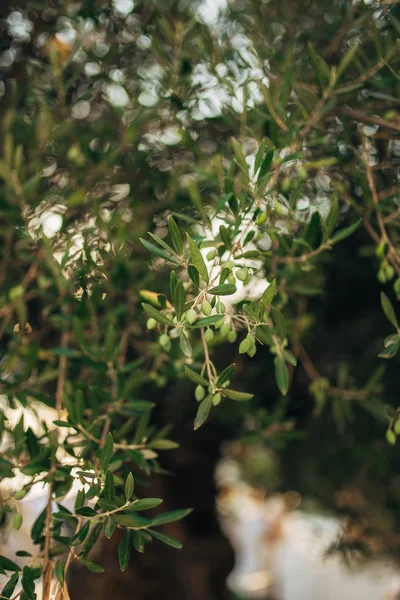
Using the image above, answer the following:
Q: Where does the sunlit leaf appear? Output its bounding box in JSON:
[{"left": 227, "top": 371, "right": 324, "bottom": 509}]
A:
[
  {"left": 186, "top": 234, "right": 209, "bottom": 283},
  {"left": 381, "top": 292, "right": 399, "bottom": 331}
]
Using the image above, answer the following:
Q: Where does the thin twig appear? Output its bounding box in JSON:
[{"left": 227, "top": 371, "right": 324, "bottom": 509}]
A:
[
  {"left": 200, "top": 327, "right": 214, "bottom": 386},
  {"left": 335, "top": 49, "right": 396, "bottom": 94},
  {"left": 43, "top": 318, "right": 69, "bottom": 599},
  {"left": 77, "top": 424, "right": 145, "bottom": 451},
  {"left": 259, "top": 83, "right": 289, "bottom": 133},
  {"left": 379, "top": 186, "right": 400, "bottom": 202},
  {"left": 324, "top": 4, "right": 357, "bottom": 56},
  {"left": 361, "top": 134, "right": 400, "bottom": 273},
  {"left": 56, "top": 330, "right": 69, "bottom": 413},
  {"left": 42, "top": 482, "right": 53, "bottom": 600},
  {"left": 296, "top": 344, "right": 367, "bottom": 401},
  {"left": 98, "top": 329, "right": 131, "bottom": 449},
  {"left": 301, "top": 71, "right": 337, "bottom": 137},
  {"left": 0, "top": 230, "right": 13, "bottom": 289},
  {"left": 276, "top": 242, "right": 332, "bottom": 264},
  {"left": 336, "top": 107, "right": 400, "bottom": 134},
  {"left": 383, "top": 207, "right": 400, "bottom": 224},
  {"left": 55, "top": 518, "right": 83, "bottom": 600}
]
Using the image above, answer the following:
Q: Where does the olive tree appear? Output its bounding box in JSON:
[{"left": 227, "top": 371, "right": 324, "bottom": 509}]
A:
[{"left": 0, "top": 0, "right": 400, "bottom": 597}]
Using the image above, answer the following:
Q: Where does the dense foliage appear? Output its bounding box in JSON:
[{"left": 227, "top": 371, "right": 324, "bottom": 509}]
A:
[{"left": 1, "top": 0, "right": 400, "bottom": 597}]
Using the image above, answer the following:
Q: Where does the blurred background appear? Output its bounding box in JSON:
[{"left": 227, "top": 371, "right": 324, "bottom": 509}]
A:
[{"left": 1, "top": 0, "right": 400, "bottom": 598}]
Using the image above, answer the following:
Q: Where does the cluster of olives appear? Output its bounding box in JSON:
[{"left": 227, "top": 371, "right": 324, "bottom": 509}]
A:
[
  {"left": 386, "top": 420, "right": 400, "bottom": 446},
  {"left": 2, "top": 490, "right": 25, "bottom": 531},
  {"left": 203, "top": 299, "right": 238, "bottom": 344},
  {"left": 238, "top": 332, "right": 257, "bottom": 357},
  {"left": 378, "top": 259, "right": 395, "bottom": 284},
  {"left": 207, "top": 253, "right": 254, "bottom": 287},
  {"left": 146, "top": 297, "right": 241, "bottom": 350},
  {"left": 194, "top": 379, "right": 231, "bottom": 406}
]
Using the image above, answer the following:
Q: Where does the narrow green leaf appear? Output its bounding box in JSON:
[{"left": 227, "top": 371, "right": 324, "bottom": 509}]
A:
[
  {"left": 21, "top": 567, "right": 35, "bottom": 600},
  {"left": 100, "top": 433, "right": 114, "bottom": 471},
  {"left": 243, "top": 231, "right": 256, "bottom": 247},
  {"left": 118, "top": 532, "right": 131, "bottom": 572},
  {"left": 128, "top": 498, "right": 163, "bottom": 511},
  {"left": 125, "top": 473, "right": 134, "bottom": 502},
  {"left": 216, "top": 364, "right": 236, "bottom": 388},
  {"left": 140, "top": 238, "right": 179, "bottom": 264},
  {"left": 146, "top": 439, "right": 179, "bottom": 450},
  {"left": 184, "top": 366, "right": 208, "bottom": 386},
  {"left": 168, "top": 216, "right": 183, "bottom": 255},
  {"left": 358, "top": 397, "right": 388, "bottom": 423},
  {"left": 55, "top": 561, "right": 65, "bottom": 586},
  {"left": 102, "top": 470, "right": 115, "bottom": 501},
  {"left": 186, "top": 234, "right": 209, "bottom": 283},
  {"left": 378, "top": 341, "right": 399, "bottom": 359},
  {"left": 215, "top": 192, "right": 233, "bottom": 214},
  {"left": 148, "top": 232, "right": 176, "bottom": 255},
  {"left": 307, "top": 42, "right": 330, "bottom": 87},
  {"left": 384, "top": 333, "right": 400, "bottom": 348},
  {"left": 1, "top": 573, "right": 19, "bottom": 599},
  {"left": 103, "top": 516, "right": 116, "bottom": 539},
  {"left": 283, "top": 350, "right": 297, "bottom": 366},
  {"left": 81, "top": 523, "right": 103, "bottom": 557},
  {"left": 0, "top": 458, "right": 16, "bottom": 473},
  {"left": 274, "top": 356, "right": 289, "bottom": 395},
  {"left": 111, "top": 514, "right": 152, "bottom": 528},
  {"left": 337, "top": 41, "right": 361, "bottom": 79},
  {"left": 0, "top": 557, "right": 21, "bottom": 572},
  {"left": 75, "top": 507, "right": 97, "bottom": 517},
  {"left": 194, "top": 395, "right": 213, "bottom": 430},
  {"left": 279, "top": 58, "right": 293, "bottom": 110},
  {"left": 49, "top": 545, "right": 68, "bottom": 558},
  {"left": 172, "top": 279, "right": 185, "bottom": 321},
  {"left": 179, "top": 330, "right": 192, "bottom": 358},
  {"left": 133, "top": 531, "right": 146, "bottom": 553},
  {"left": 324, "top": 197, "right": 339, "bottom": 239},
  {"left": 150, "top": 508, "right": 193, "bottom": 526},
  {"left": 305, "top": 211, "right": 323, "bottom": 249},
  {"left": 381, "top": 292, "right": 399, "bottom": 330},
  {"left": 259, "top": 280, "right": 276, "bottom": 308},
  {"left": 120, "top": 400, "right": 155, "bottom": 415},
  {"left": 170, "top": 271, "right": 178, "bottom": 306},
  {"left": 258, "top": 149, "right": 274, "bottom": 181},
  {"left": 272, "top": 307, "right": 287, "bottom": 339},
  {"left": 231, "top": 137, "right": 248, "bottom": 172},
  {"left": 132, "top": 412, "right": 151, "bottom": 445},
  {"left": 97, "top": 499, "right": 118, "bottom": 512},
  {"left": 188, "top": 264, "right": 200, "bottom": 288},
  {"left": 219, "top": 225, "right": 232, "bottom": 250},
  {"left": 53, "top": 511, "right": 73, "bottom": 521},
  {"left": 79, "top": 558, "right": 105, "bottom": 573},
  {"left": 20, "top": 462, "right": 48, "bottom": 476},
  {"left": 75, "top": 490, "right": 86, "bottom": 511},
  {"left": 188, "top": 314, "right": 224, "bottom": 328},
  {"left": 187, "top": 180, "right": 207, "bottom": 222},
  {"left": 254, "top": 141, "right": 265, "bottom": 174},
  {"left": 223, "top": 389, "right": 254, "bottom": 401},
  {"left": 149, "top": 529, "right": 183, "bottom": 550},
  {"left": 142, "top": 303, "right": 174, "bottom": 326},
  {"left": 208, "top": 284, "right": 237, "bottom": 296},
  {"left": 330, "top": 219, "right": 361, "bottom": 244},
  {"left": 69, "top": 521, "right": 90, "bottom": 547}
]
